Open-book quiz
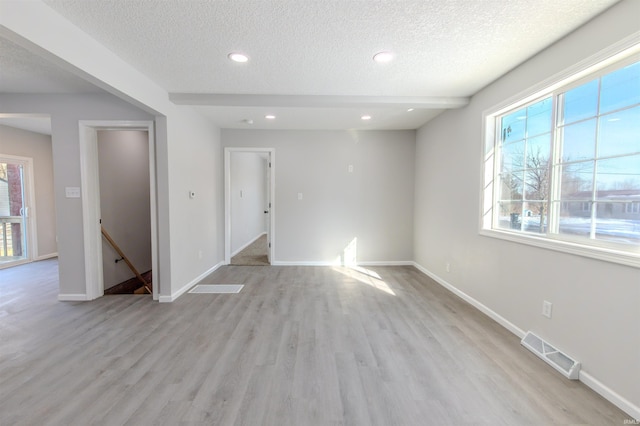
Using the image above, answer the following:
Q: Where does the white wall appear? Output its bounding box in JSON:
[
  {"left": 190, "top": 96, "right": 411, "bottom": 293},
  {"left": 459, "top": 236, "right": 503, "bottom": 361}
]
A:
[
  {"left": 222, "top": 130, "right": 415, "bottom": 264},
  {"left": 0, "top": 124, "right": 57, "bottom": 259},
  {"left": 165, "top": 105, "right": 223, "bottom": 298},
  {"left": 97, "top": 130, "right": 151, "bottom": 289},
  {"left": 230, "top": 152, "right": 266, "bottom": 254},
  {"left": 414, "top": 0, "right": 640, "bottom": 416}
]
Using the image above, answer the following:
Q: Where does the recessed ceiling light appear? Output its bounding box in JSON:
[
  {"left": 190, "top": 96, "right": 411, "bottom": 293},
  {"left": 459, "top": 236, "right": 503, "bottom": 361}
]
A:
[
  {"left": 361, "top": 115, "right": 372, "bottom": 120},
  {"left": 265, "top": 114, "right": 276, "bottom": 119},
  {"left": 373, "top": 51, "right": 394, "bottom": 63},
  {"left": 228, "top": 52, "right": 249, "bottom": 63},
  {"left": 407, "top": 108, "right": 415, "bottom": 112}
]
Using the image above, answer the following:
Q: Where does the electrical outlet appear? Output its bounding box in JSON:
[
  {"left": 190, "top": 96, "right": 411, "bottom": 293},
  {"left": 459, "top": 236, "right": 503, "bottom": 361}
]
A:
[
  {"left": 542, "top": 301, "right": 553, "bottom": 318},
  {"left": 198, "top": 250, "right": 203, "bottom": 260},
  {"left": 446, "top": 262, "right": 451, "bottom": 273}
]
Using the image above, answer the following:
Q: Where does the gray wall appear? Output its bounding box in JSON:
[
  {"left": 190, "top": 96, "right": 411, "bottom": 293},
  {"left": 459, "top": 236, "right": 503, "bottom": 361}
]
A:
[
  {"left": 0, "top": 124, "right": 57, "bottom": 259},
  {"left": 97, "top": 130, "right": 151, "bottom": 289},
  {"left": 0, "top": 94, "right": 154, "bottom": 296},
  {"left": 222, "top": 129, "right": 415, "bottom": 264},
  {"left": 414, "top": 0, "right": 640, "bottom": 412},
  {"left": 230, "top": 152, "right": 266, "bottom": 254}
]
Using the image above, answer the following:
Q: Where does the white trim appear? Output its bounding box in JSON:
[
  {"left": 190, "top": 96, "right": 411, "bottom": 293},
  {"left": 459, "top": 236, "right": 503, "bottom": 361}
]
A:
[
  {"left": 35, "top": 252, "right": 57, "bottom": 261},
  {"left": 412, "top": 261, "right": 640, "bottom": 420},
  {"left": 231, "top": 232, "right": 266, "bottom": 257},
  {"left": 480, "top": 229, "right": 639, "bottom": 269},
  {"left": 357, "top": 260, "right": 414, "bottom": 266},
  {"left": 224, "top": 147, "right": 275, "bottom": 265},
  {"left": 0, "top": 154, "right": 38, "bottom": 267},
  {"left": 412, "top": 261, "right": 525, "bottom": 338},
  {"left": 271, "top": 260, "right": 414, "bottom": 267},
  {"left": 480, "top": 39, "right": 640, "bottom": 270},
  {"left": 579, "top": 371, "right": 640, "bottom": 422},
  {"left": 159, "top": 261, "right": 223, "bottom": 303},
  {"left": 271, "top": 260, "right": 340, "bottom": 266},
  {"left": 79, "top": 124, "right": 103, "bottom": 301},
  {"left": 57, "top": 293, "right": 89, "bottom": 301},
  {"left": 0, "top": 258, "right": 30, "bottom": 270},
  {"left": 483, "top": 33, "right": 640, "bottom": 117},
  {"left": 79, "top": 121, "right": 158, "bottom": 301}
]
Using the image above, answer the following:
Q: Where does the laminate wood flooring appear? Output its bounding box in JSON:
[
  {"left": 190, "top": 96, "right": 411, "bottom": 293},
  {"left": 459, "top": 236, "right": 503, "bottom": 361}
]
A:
[
  {"left": 230, "top": 235, "right": 269, "bottom": 266},
  {"left": 0, "top": 259, "right": 629, "bottom": 425}
]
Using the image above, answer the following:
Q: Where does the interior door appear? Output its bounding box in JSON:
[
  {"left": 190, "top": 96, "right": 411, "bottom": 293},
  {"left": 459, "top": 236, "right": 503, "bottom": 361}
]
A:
[{"left": 0, "top": 156, "right": 33, "bottom": 268}]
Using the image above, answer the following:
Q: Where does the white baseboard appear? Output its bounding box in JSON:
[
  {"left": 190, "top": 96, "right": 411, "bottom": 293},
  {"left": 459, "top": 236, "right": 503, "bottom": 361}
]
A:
[
  {"left": 580, "top": 371, "right": 640, "bottom": 421},
  {"left": 271, "top": 260, "right": 340, "bottom": 266},
  {"left": 159, "top": 261, "right": 224, "bottom": 303},
  {"left": 231, "top": 232, "right": 267, "bottom": 257},
  {"left": 411, "top": 262, "right": 525, "bottom": 338},
  {"left": 271, "top": 260, "right": 414, "bottom": 266},
  {"left": 35, "top": 252, "right": 58, "bottom": 261},
  {"left": 412, "top": 261, "right": 640, "bottom": 420},
  {"left": 358, "top": 260, "right": 414, "bottom": 266},
  {"left": 58, "top": 294, "right": 89, "bottom": 301}
]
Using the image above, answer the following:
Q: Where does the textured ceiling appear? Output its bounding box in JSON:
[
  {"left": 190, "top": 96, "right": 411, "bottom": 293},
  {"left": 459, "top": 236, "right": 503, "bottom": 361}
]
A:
[
  {"left": 1, "top": 0, "right": 622, "bottom": 129},
  {"left": 0, "top": 38, "right": 100, "bottom": 94}
]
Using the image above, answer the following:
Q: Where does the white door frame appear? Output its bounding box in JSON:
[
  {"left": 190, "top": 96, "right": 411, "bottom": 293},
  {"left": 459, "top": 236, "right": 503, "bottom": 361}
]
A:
[
  {"left": 79, "top": 120, "right": 158, "bottom": 300},
  {"left": 0, "top": 154, "right": 38, "bottom": 269},
  {"left": 224, "top": 147, "right": 275, "bottom": 264}
]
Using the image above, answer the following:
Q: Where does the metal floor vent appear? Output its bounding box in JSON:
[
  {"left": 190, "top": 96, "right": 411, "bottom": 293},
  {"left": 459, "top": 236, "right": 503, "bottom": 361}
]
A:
[
  {"left": 188, "top": 284, "right": 244, "bottom": 294},
  {"left": 521, "top": 331, "right": 580, "bottom": 380}
]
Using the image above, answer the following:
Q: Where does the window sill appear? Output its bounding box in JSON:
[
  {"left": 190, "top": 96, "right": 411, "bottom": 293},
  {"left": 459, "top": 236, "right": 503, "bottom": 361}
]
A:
[{"left": 479, "top": 228, "right": 640, "bottom": 269}]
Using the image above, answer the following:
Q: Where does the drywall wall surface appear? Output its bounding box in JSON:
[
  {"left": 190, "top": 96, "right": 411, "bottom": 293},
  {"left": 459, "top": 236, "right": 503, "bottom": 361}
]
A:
[
  {"left": 414, "top": 0, "right": 640, "bottom": 413},
  {"left": 97, "top": 130, "right": 151, "bottom": 289},
  {"left": 165, "top": 104, "right": 222, "bottom": 296},
  {"left": 222, "top": 129, "right": 415, "bottom": 264},
  {"left": 0, "top": 93, "right": 153, "bottom": 296},
  {"left": 0, "top": 124, "right": 57, "bottom": 258},
  {"left": 230, "top": 152, "right": 266, "bottom": 254}
]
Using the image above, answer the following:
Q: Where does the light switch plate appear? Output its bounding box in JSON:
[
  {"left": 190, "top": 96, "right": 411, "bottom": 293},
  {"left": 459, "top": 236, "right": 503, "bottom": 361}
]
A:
[{"left": 65, "top": 187, "right": 81, "bottom": 198}]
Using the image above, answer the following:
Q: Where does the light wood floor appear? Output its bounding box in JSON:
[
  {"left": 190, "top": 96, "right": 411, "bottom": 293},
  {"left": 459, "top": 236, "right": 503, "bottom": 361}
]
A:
[
  {"left": 0, "top": 259, "right": 628, "bottom": 425},
  {"left": 231, "top": 234, "right": 269, "bottom": 266}
]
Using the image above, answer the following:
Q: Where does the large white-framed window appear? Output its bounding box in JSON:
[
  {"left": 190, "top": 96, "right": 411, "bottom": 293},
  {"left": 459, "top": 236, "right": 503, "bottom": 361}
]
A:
[{"left": 482, "top": 48, "right": 640, "bottom": 268}]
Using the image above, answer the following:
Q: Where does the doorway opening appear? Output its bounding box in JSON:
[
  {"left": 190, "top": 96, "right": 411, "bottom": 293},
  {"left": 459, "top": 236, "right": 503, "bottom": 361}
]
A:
[
  {"left": 0, "top": 155, "right": 36, "bottom": 269},
  {"left": 224, "top": 148, "right": 275, "bottom": 265},
  {"left": 97, "top": 130, "right": 152, "bottom": 294},
  {"left": 79, "top": 121, "right": 158, "bottom": 300}
]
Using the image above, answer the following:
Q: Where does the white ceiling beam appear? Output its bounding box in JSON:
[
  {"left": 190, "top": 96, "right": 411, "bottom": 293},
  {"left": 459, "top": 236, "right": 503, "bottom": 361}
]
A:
[
  {"left": 0, "top": 0, "right": 171, "bottom": 116},
  {"left": 169, "top": 94, "right": 470, "bottom": 109}
]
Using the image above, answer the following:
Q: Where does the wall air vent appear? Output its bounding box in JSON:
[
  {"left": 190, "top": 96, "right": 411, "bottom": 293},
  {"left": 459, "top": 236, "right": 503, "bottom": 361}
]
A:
[{"left": 521, "top": 331, "right": 581, "bottom": 380}]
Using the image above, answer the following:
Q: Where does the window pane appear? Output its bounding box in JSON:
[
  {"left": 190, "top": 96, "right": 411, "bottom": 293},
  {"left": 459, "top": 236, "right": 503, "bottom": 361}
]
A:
[
  {"left": 501, "top": 140, "right": 525, "bottom": 173},
  {"left": 500, "top": 173, "right": 523, "bottom": 200},
  {"left": 595, "top": 154, "right": 640, "bottom": 198},
  {"left": 600, "top": 61, "right": 640, "bottom": 114},
  {"left": 526, "top": 98, "right": 552, "bottom": 137},
  {"left": 594, "top": 202, "right": 640, "bottom": 245},
  {"left": 526, "top": 134, "right": 551, "bottom": 166},
  {"left": 497, "top": 202, "right": 523, "bottom": 230},
  {"left": 558, "top": 202, "right": 592, "bottom": 238},
  {"left": 561, "top": 119, "right": 596, "bottom": 162},
  {"left": 501, "top": 110, "right": 526, "bottom": 142},
  {"left": 561, "top": 79, "right": 599, "bottom": 125},
  {"left": 524, "top": 169, "right": 549, "bottom": 201},
  {"left": 559, "top": 161, "right": 594, "bottom": 199},
  {"left": 597, "top": 106, "right": 640, "bottom": 158},
  {"left": 522, "top": 202, "right": 548, "bottom": 234}
]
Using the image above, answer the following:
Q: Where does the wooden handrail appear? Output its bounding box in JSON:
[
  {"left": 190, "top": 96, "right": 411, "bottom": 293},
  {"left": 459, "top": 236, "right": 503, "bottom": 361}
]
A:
[{"left": 101, "top": 226, "right": 151, "bottom": 294}]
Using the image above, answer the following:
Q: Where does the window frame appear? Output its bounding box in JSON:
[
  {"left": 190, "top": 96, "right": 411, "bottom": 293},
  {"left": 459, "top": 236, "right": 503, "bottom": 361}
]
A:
[{"left": 481, "top": 44, "right": 640, "bottom": 269}]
